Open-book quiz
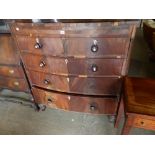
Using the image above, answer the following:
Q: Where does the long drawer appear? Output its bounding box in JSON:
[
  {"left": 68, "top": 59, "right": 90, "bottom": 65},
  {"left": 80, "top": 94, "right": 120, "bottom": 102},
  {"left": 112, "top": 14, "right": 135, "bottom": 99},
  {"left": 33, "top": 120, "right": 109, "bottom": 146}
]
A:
[
  {"left": 0, "top": 76, "right": 29, "bottom": 92},
  {"left": 22, "top": 53, "right": 124, "bottom": 76},
  {"left": 0, "top": 65, "right": 25, "bottom": 78},
  {"left": 27, "top": 70, "right": 122, "bottom": 95},
  {"left": 16, "top": 36, "right": 130, "bottom": 58},
  {"left": 11, "top": 22, "right": 133, "bottom": 37},
  {"left": 32, "top": 87, "right": 118, "bottom": 114}
]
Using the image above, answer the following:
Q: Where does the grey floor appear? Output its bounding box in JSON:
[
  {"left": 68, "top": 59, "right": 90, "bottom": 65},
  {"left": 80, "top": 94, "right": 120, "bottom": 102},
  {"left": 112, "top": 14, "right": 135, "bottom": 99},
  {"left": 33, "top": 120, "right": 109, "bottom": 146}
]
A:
[{"left": 0, "top": 28, "right": 155, "bottom": 135}]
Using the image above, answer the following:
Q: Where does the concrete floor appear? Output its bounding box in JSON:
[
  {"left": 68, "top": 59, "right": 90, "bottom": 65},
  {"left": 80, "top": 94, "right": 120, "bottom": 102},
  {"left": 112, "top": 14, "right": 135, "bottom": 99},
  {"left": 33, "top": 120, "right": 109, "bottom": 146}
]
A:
[{"left": 0, "top": 28, "right": 155, "bottom": 135}]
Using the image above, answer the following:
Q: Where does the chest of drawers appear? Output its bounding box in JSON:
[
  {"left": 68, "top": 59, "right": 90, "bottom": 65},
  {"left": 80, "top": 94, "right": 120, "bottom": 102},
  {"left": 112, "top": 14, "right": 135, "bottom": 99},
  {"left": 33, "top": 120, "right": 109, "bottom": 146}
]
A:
[
  {"left": 10, "top": 20, "right": 138, "bottom": 115},
  {"left": 0, "top": 33, "right": 29, "bottom": 92}
]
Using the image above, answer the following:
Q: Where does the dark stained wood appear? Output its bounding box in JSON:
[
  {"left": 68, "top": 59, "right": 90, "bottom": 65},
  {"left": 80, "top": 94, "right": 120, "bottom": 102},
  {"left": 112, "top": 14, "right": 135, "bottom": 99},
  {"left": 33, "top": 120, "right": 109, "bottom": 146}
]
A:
[
  {"left": 10, "top": 20, "right": 138, "bottom": 117},
  {"left": 16, "top": 36, "right": 65, "bottom": 56},
  {"left": 26, "top": 70, "right": 122, "bottom": 95},
  {"left": 66, "top": 37, "right": 130, "bottom": 58},
  {"left": 0, "top": 65, "right": 25, "bottom": 78},
  {"left": 153, "top": 33, "right": 155, "bottom": 50},
  {"left": 69, "top": 95, "right": 118, "bottom": 114},
  {"left": 8, "top": 19, "right": 140, "bottom": 24},
  {"left": 125, "top": 77, "right": 155, "bottom": 116},
  {"left": 67, "top": 58, "right": 124, "bottom": 76},
  {"left": 27, "top": 70, "right": 69, "bottom": 92},
  {"left": 22, "top": 53, "right": 74, "bottom": 75},
  {"left": 0, "top": 76, "right": 29, "bottom": 92},
  {"left": 0, "top": 34, "right": 20, "bottom": 65},
  {"left": 116, "top": 77, "right": 155, "bottom": 134},
  {"left": 16, "top": 36, "right": 130, "bottom": 58},
  {"left": 22, "top": 53, "right": 124, "bottom": 76},
  {"left": 32, "top": 87, "right": 118, "bottom": 114},
  {"left": 32, "top": 87, "right": 70, "bottom": 110},
  {"left": 143, "top": 22, "right": 155, "bottom": 50},
  {"left": 69, "top": 76, "right": 121, "bottom": 95},
  {"left": 114, "top": 95, "right": 124, "bottom": 128},
  {"left": 0, "top": 34, "right": 30, "bottom": 93},
  {"left": 121, "top": 115, "right": 135, "bottom": 135},
  {"left": 10, "top": 22, "right": 133, "bottom": 38}
]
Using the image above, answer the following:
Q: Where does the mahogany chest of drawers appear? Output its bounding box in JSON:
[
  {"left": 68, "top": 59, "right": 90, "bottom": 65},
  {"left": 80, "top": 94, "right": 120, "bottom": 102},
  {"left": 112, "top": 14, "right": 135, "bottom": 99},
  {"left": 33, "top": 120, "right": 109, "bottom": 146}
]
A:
[
  {"left": 10, "top": 20, "right": 138, "bottom": 115},
  {"left": 0, "top": 33, "right": 29, "bottom": 92}
]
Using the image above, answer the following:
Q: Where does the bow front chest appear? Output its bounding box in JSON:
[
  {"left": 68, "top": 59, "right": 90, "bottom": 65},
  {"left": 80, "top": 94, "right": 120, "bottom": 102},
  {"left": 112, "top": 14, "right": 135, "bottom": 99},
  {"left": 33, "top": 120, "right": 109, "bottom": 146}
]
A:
[{"left": 10, "top": 20, "right": 138, "bottom": 115}]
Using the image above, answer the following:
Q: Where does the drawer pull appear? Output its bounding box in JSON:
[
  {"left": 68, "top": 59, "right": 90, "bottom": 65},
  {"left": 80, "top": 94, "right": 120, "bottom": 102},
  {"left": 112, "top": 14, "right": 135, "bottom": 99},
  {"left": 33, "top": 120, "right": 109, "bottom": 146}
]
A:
[
  {"left": 34, "top": 38, "right": 42, "bottom": 49},
  {"left": 39, "top": 61, "right": 46, "bottom": 67},
  {"left": 91, "top": 40, "right": 98, "bottom": 52},
  {"left": 34, "top": 42, "right": 42, "bottom": 49},
  {"left": 47, "top": 98, "right": 56, "bottom": 105},
  {"left": 15, "top": 27, "right": 19, "bottom": 31},
  {"left": 14, "top": 81, "right": 19, "bottom": 86},
  {"left": 140, "top": 121, "right": 145, "bottom": 125},
  {"left": 9, "top": 69, "right": 14, "bottom": 74},
  {"left": 47, "top": 98, "right": 53, "bottom": 103},
  {"left": 67, "top": 77, "right": 70, "bottom": 82},
  {"left": 90, "top": 103, "right": 97, "bottom": 111},
  {"left": 91, "top": 64, "right": 98, "bottom": 72},
  {"left": 44, "top": 79, "right": 50, "bottom": 85},
  {"left": 91, "top": 44, "right": 98, "bottom": 53}
]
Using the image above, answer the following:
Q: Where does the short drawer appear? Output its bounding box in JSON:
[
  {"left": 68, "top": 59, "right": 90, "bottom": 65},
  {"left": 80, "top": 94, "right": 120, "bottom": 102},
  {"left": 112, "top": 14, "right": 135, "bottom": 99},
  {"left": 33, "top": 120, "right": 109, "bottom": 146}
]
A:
[
  {"left": 27, "top": 70, "right": 122, "bottom": 95},
  {"left": 0, "top": 34, "right": 20, "bottom": 65},
  {"left": 22, "top": 54, "right": 68, "bottom": 74},
  {"left": 67, "top": 58, "right": 124, "bottom": 76},
  {"left": 32, "top": 87, "right": 118, "bottom": 114},
  {"left": 22, "top": 53, "right": 124, "bottom": 76},
  {"left": 0, "top": 65, "right": 25, "bottom": 78},
  {"left": 66, "top": 38, "right": 130, "bottom": 58},
  {"left": 0, "top": 76, "right": 29, "bottom": 92},
  {"left": 16, "top": 36, "right": 64, "bottom": 56},
  {"left": 133, "top": 117, "right": 155, "bottom": 130},
  {"left": 27, "top": 70, "right": 69, "bottom": 92}
]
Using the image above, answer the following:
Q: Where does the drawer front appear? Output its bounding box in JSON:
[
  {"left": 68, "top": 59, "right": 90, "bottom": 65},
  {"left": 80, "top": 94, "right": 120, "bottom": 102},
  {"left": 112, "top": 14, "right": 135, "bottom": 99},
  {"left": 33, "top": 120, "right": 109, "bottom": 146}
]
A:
[
  {"left": 133, "top": 117, "right": 155, "bottom": 130},
  {"left": 16, "top": 36, "right": 64, "bottom": 56},
  {"left": 32, "top": 87, "right": 118, "bottom": 114},
  {"left": 22, "top": 54, "right": 52, "bottom": 73},
  {"left": 67, "top": 58, "right": 124, "bottom": 76},
  {"left": 11, "top": 23, "right": 132, "bottom": 37},
  {"left": 28, "top": 70, "right": 122, "bottom": 95},
  {"left": 27, "top": 70, "right": 69, "bottom": 92},
  {"left": 0, "top": 35, "right": 20, "bottom": 65},
  {"left": 11, "top": 23, "right": 64, "bottom": 37},
  {"left": 0, "top": 76, "right": 29, "bottom": 92},
  {"left": 69, "top": 76, "right": 122, "bottom": 95},
  {"left": 0, "top": 65, "right": 25, "bottom": 78},
  {"left": 22, "top": 53, "right": 124, "bottom": 76},
  {"left": 22, "top": 53, "right": 68, "bottom": 74},
  {"left": 66, "top": 38, "right": 130, "bottom": 57},
  {"left": 16, "top": 37, "right": 130, "bottom": 58}
]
